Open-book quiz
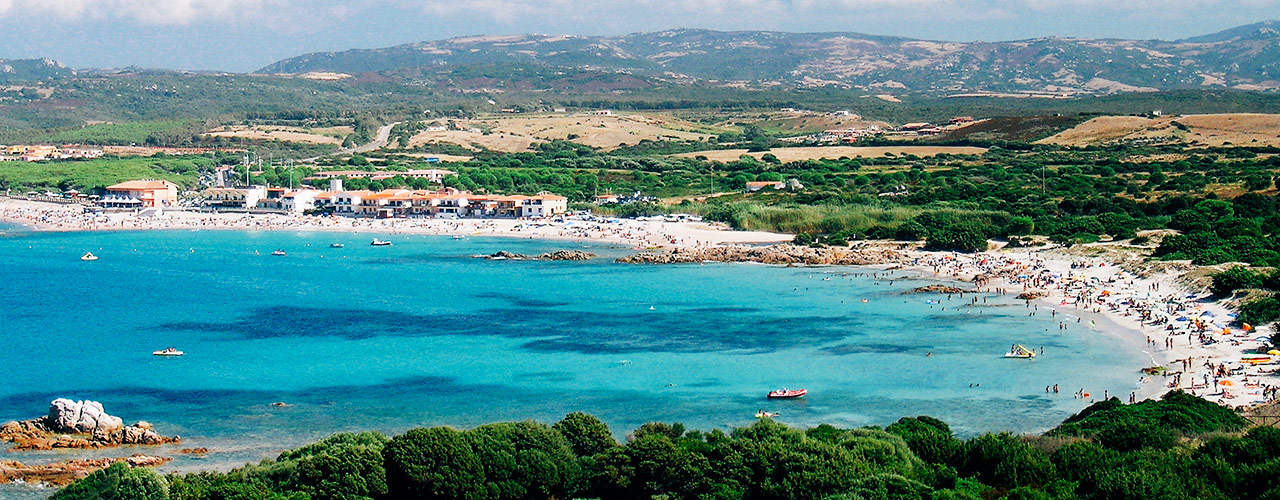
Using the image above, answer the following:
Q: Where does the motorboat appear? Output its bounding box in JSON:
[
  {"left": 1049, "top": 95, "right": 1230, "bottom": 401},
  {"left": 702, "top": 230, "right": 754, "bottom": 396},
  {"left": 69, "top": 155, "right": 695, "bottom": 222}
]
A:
[
  {"left": 452, "top": 235, "right": 466, "bottom": 240},
  {"left": 370, "top": 239, "right": 393, "bottom": 246},
  {"left": 271, "top": 249, "right": 287, "bottom": 256},
  {"left": 1005, "top": 344, "right": 1037, "bottom": 359},
  {"left": 767, "top": 388, "right": 807, "bottom": 399},
  {"left": 152, "top": 347, "right": 184, "bottom": 356},
  {"left": 330, "top": 243, "right": 344, "bottom": 248},
  {"left": 80, "top": 252, "right": 98, "bottom": 261},
  {"left": 755, "top": 410, "right": 779, "bottom": 418}
]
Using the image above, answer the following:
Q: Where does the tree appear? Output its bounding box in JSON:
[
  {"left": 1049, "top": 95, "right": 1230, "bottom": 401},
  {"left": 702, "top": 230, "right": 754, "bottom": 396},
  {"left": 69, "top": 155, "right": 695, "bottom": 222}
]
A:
[
  {"left": 924, "top": 224, "right": 988, "bottom": 253},
  {"left": 465, "top": 421, "right": 583, "bottom": 500},
  {"left": 554, "top": 412, "right": 618, "bottom": 457},
  {"left": 383, "top": 427, "right": 485, "bottom": 500},
  {"left": 1007, "top": 216, "right": 1035, "bottom": 236}
]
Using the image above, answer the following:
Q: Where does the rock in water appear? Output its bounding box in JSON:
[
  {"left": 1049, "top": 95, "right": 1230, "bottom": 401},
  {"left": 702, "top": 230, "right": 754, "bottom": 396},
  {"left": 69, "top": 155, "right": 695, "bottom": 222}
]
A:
[
  {"left": 47, "top": 399, "right": 123, "bottom": 434},
  {"left": 911, "top": 284, "right": 967, "bottom": 294},
  {"left": 539, "top": 250, "right": 595, "bottom": 261}
]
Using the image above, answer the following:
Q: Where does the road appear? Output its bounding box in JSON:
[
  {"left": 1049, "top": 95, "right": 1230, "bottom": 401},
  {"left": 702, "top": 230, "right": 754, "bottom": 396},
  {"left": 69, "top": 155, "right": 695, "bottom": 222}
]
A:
[
  {"left": 349, "top": 122, "right": 399, "bottom": 154},
  {"left": 300, "top": 121, "right": 400, "bottom": 162}
]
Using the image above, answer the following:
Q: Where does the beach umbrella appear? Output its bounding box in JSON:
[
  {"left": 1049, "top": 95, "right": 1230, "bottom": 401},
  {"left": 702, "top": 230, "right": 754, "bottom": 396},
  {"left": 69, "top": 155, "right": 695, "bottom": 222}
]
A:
[{"left": 1219, "top": 380, "right": 1235, "bottom": 386}]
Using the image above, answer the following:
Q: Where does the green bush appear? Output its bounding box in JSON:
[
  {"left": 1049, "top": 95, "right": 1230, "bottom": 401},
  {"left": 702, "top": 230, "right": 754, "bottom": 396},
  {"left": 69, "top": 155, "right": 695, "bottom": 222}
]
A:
[
  {"left": 1211, "top": 267, "right": 1270, "bottom": 296},
  {"left": 1240, "top": 297, "right": 1280, "bottom": 326},
  {"left": 382, "top": 427, "right": 485, "bottom": 499},
  {"left": 924, "top": 224, "right": 989, "bottom": 253},
  {"left": 53, "top": 463, "right": 168, "bottom": 500},
  {"left": 553, "top": 412, "right": 618, "bottom": 457}
]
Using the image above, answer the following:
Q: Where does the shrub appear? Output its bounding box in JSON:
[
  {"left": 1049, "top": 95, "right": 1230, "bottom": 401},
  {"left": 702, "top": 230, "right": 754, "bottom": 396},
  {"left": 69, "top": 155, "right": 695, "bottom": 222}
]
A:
[
  {"left": 1240, "top": 297, "right": 1280, "bottom": 326},
  {"left": 924, "top": 224, "right": 989, "bottom": 253},
  {"left": 554, "top": 412, "right": 618, "bottom": 457},
  {"left": 382, "top": 427, "right": 485, "bottom": 499},
  {"left": 52, "top": 463, "right": 168, "bottom": 500},
  {"left": 1211, "top": 267, "right": 1270, "bottom": 296}
]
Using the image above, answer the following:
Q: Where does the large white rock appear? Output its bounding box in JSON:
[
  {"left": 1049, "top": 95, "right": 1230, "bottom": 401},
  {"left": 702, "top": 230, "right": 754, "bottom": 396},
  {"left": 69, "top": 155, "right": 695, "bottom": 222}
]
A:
[{"left": 45, "top": 399, "right": 123, "bottom": 434}]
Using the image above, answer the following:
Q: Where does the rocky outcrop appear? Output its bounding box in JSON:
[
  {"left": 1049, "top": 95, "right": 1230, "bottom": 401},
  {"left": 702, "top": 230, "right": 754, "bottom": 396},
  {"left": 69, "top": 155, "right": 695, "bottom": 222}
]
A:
[
  {"left": 479, "top": 251, "right": 530, "bottom": 260},
  {"left": 910, "top": 284, "right": 967, "bottom": 294},
  {"left": 47, "top": 398, "right": 123, "bottom": 435},
  {"left": 0, "top": 455, "right": 170, "bottom": 486},
  {"left": 1017, "top": 291, "right": 1048, "bottom": 300},
  {"left": 539, "top": 250, "right": 595, "bottom": 261},
  {"left": 1, "top": 399, "right": 179, "bottom": 451},
  {"left": 478, "top": 250, "right": 596, "bottom": 261},
  {"left": 617, "top": 244, "right": 903, "bottom": 266}
]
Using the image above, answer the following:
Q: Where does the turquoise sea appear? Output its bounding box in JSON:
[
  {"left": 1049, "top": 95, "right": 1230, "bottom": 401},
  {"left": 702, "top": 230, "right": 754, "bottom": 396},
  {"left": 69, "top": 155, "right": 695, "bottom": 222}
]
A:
[{"left": 0, "top": 224, "right": 1146, "bottom": 490}]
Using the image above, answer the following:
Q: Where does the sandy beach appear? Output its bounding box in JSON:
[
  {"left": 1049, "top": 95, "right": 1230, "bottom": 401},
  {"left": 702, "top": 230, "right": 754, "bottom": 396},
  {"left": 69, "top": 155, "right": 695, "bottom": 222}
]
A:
[
  {"left": 0, "top": 198, "right": 793, "bottom": 249},
  {"left": 898, "top": 247, "right": 1274, "bottom": 411},
  {"left": 3, "top": 197, "right": 1270, "bottom": 412}
]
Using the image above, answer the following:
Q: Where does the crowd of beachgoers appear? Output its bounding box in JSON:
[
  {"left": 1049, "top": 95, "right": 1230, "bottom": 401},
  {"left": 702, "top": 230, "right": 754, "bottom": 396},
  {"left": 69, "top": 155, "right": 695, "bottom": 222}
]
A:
[
  {"left": 904, "top": 251, "right": 1274, "bottom": 410},
  {"left": 3, "top": 198, "right": 1273, "bottom": 412}
]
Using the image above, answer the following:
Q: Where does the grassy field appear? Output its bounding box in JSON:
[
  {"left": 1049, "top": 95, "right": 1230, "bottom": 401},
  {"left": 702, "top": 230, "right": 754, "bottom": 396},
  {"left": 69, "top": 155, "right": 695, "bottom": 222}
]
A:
[
  {"left": 672, "top": 146, "right": 988, "bottom": 162},
  {"left": 0, "top": 157, "right": 205, "bottom": 191}
]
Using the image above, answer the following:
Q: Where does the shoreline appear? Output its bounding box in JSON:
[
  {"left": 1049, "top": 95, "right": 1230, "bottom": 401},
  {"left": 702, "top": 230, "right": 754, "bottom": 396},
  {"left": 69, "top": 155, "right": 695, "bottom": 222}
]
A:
[
  {"left": 3, "top": 198, "right": 1271, "bottom": 411},
  {"left": 0, "top": 198, "right": 792, "bottom": 250}
]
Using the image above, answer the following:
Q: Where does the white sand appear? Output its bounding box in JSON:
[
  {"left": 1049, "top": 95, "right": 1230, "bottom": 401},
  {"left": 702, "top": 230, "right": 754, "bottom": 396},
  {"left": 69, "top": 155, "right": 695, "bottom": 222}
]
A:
[
  {"left": 898, "top": 246, "right": 1274, "bottom": 411},
  {"left": 0, "top": 199, "right": 792, "bottom": 250}
]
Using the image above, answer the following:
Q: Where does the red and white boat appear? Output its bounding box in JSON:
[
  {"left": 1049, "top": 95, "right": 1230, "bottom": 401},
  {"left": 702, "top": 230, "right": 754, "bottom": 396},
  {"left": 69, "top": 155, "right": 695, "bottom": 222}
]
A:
[{"left": 767, "top": 388, "right": 807, "bottom": 399}]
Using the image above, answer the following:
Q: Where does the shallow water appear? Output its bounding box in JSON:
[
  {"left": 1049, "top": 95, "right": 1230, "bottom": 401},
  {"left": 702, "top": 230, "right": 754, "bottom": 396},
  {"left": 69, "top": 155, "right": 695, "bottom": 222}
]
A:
[{"left": 0, "top": 227, "right": 1145, "bottom": 483}]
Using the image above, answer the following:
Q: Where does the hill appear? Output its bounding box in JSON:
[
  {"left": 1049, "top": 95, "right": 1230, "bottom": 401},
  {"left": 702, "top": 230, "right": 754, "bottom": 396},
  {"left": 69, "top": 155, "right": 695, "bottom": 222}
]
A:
[
  {"left": 0, "top": 58, "right": 73, "bottom": 83},
  {"left": 259, "top": 23, "right": 1280, "bottom": 95}
]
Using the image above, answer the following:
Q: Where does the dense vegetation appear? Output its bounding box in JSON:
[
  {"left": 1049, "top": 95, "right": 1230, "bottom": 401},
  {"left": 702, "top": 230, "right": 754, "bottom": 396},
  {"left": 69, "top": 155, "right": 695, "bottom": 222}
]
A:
[
  {"left": 0, "top": 155, "right": 215, "bottom": 192},
  {"left": 52, "top": 391, "right": 1273, "bottom": 500}
]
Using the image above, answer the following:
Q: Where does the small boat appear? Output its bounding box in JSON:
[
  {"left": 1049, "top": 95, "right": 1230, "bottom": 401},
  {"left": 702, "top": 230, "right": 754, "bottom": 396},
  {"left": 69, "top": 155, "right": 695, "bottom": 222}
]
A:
[
  {"left": 370, "top": 239, "right": 392, "bottom": 246},
  {"left": 152, "top": 347, "right": 184, "bottom": 356},
  {"left": 271, "top": 249, "right": 286, "bottom": 256},
  {"left": 755, "top": 410, "right": 779, "bottom": 418},
  {"left": 80, "top": 252, "right": 98, "bottom": 261},
  {"left": 1005, "top": 344, "right": 1037, "bottom": 359},
  {"left": 767, "top": 388, "right": 807, "bottom": 399},
  {"left": 329, "top": 243, "right": 344, "bottom": 248},
  {"left": 452, "top": 235, "right": 466, "bottom": 240}
]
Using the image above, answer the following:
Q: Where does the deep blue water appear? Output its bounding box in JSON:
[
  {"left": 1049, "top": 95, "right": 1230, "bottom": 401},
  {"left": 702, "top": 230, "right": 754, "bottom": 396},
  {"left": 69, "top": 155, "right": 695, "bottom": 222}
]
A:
[{"left": 0, "top": 225, "right": 1145, "bottom": 490}]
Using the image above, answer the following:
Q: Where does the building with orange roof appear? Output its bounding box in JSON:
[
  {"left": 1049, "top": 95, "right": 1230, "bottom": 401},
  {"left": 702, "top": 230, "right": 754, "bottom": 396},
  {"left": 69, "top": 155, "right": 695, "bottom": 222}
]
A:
[{"left": 102, "top": 179, "right": 179, "bottom": 208}]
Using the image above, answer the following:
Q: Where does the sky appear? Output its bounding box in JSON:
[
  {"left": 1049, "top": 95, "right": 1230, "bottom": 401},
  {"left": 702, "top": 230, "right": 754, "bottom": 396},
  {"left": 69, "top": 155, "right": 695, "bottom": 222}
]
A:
[{"left": 0, "top": 0, "right": 1276, "bottom": 72}]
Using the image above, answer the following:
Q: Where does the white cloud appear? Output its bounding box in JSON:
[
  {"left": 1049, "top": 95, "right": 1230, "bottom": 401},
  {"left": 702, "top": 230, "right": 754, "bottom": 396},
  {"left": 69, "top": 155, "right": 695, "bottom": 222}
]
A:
[
  {"left": 0, "top": 0, "right": 1273, "bottom": 28},
  {"left": 0, "top": 0, "right": 311, "bottom": 24}
]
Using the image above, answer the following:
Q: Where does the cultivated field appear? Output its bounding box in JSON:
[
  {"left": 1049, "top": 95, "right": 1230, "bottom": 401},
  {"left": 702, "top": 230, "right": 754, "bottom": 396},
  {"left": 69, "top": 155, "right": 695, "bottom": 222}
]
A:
[
  {"left": 407, "top": 113, "right": 714, "bottom": 152},
  {"left": 673, "top": 146, "right": 988, "bottom": 162},
  {"left": 1039, "top": 113, "right": 1280, "bottom": 147},
  {"left": 203, "top": 125, "right": 352, "bottom": 145}
]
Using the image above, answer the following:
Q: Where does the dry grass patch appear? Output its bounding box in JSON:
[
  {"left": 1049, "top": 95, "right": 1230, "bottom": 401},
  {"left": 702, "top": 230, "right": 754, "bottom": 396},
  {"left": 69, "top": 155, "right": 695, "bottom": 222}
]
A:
[
  {"left": 1039, "top": 113, "right": 1280, "bottom": 147},
  {"left": 204, "top": 125, "right": 350, "bottom": 145},
  {"left": 407, "top": 129, "right": 541, "bottom": 153},
  {"left": 672, "top": 146, "right": 987, "bottom": 162}
]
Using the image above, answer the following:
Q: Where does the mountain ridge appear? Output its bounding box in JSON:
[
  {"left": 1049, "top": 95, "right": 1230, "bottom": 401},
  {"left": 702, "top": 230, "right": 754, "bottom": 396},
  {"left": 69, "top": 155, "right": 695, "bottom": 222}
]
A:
[{"left": 257, "top": 22, "right": 1280, "bottom": 95}]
